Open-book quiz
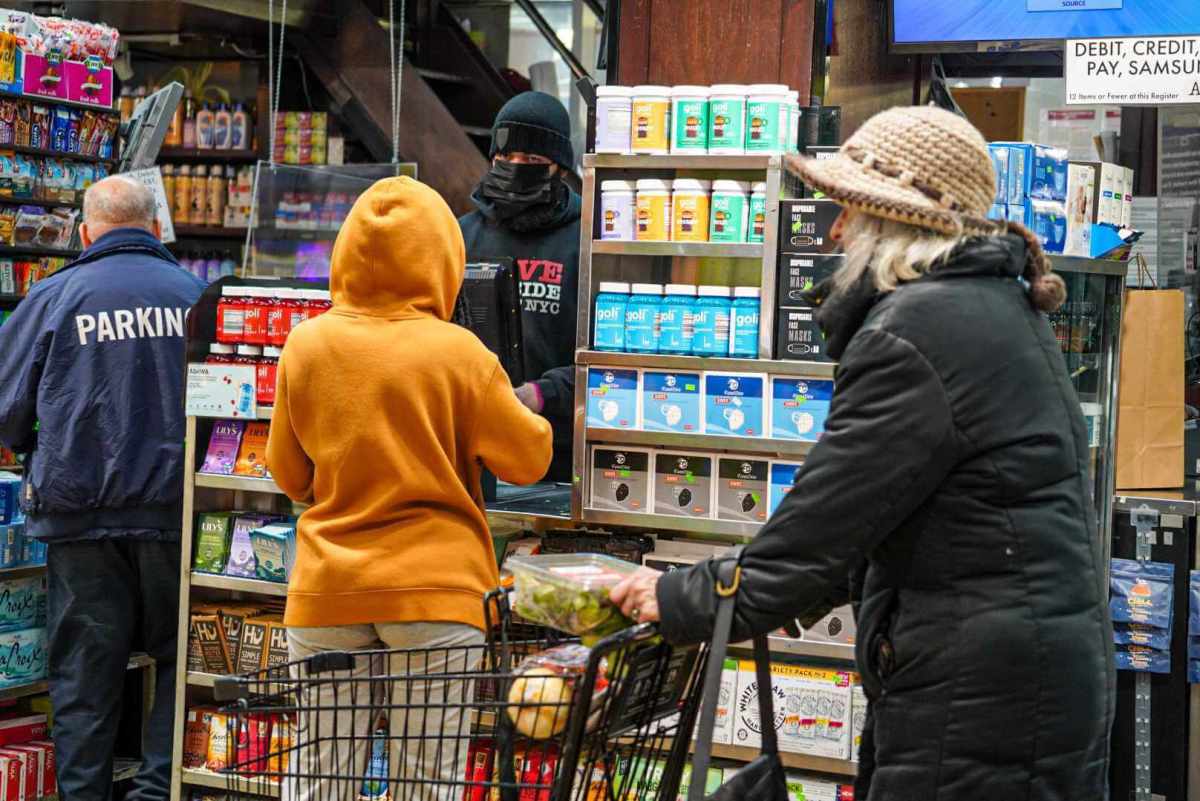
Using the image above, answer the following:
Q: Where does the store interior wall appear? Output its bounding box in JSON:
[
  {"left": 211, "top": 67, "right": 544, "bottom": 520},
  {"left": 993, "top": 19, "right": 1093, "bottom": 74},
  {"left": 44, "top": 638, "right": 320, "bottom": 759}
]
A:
[{"left": 822, "top": 0, "right": 913, "bottom": 141}]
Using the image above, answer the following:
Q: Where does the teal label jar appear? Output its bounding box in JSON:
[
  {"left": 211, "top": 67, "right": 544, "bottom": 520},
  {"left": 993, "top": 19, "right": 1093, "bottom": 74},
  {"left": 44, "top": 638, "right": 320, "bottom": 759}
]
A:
[
  {"left": 593, "top": 281, "right": 630, "bottom": 352},
  {"left": 692, "top": 286, "right": 732, "bottom": 357},
  {"left": 729, "top": 286, "right": 761, "bottom": 358},
  {"left": 671, "top": 87, "right": 709, "bottom": 153},
  {"left": 710, "top": 181, "right": 750, "bottom": 243},
  {"left": 625, "top": 283, "right": 663, "bottom": 354},
  {"left": 708, "top": 85, "right": 747, "bottom": 154},
  {"left": 748, "top": 182, "right": 767, "bottom": 243},
  {"left": 658, "top": 284, "right": 697, "bottom": 354},
  {"left": 745, "top": 84, "right": 790, "bottom": 152}
]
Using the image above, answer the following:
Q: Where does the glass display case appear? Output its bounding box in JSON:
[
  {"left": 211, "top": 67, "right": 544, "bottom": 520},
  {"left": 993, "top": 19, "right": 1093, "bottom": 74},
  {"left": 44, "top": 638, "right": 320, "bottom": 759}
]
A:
[
  {"left": 1048, "top": 255, "right": 1126, "bottom": 556},
  {"left": 245, "top": 162, "right": 417, "bottom": 278}
]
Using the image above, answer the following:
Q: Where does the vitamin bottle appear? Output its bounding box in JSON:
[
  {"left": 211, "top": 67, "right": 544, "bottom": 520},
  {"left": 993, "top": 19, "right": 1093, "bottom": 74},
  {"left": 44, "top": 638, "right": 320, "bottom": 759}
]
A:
[
  {"left": 190, "top": 164, "right": 208, "bottom": 226},
  {"left": 658, "top": 284, "right": 697, "bottom": 355},
  {"left": 206, "top": 342, "right": 235, "bottom": 365},
  {"left": 280, "top": 288, "right": 306, "bottom": 333},
  {"left": 257, "top": 346, "right": 280, "bottom": 406},
  {"left": 216, "top": 286, "right": 249, "bottom": 344},
  {"left": 593, "top": 281, "right": 629, "bottom": 352},
  {"left": 266, "top": 289, "right": 292, "bottom": 346},
  {"left": 625, "top": 283, "right": 662, "bottom": 354},
  {"left": 173, "top": 165, "right": 192, "bottom": 224},
  {"left": 729, "top": 286, "right": 761, "bottom": 358},
  {"left": 692, "top": 285, "right": 732, "bottom": 357},
  {"left": 182, "top": 96, "right": 197, "bottom": 149},
  {"left": 242, "top": 287, "right": 270, "bottom": 346}
]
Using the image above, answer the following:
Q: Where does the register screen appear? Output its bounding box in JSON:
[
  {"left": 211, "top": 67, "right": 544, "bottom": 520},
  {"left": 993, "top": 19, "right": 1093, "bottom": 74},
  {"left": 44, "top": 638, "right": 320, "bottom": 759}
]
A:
[{"left": 893, "top": 1, "right": 1200, "bottom": 45}]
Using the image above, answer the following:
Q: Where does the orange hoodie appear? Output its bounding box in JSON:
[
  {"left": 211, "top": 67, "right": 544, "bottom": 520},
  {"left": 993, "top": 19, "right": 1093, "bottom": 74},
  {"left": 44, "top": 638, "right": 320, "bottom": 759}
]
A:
[{"left": 266, "top": 176, "right": 553, "bottom": 631}]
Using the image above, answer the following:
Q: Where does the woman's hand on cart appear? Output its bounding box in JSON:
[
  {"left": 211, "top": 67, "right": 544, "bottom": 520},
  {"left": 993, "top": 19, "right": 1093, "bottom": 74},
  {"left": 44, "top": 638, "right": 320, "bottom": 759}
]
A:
[{"left": 610, "top": 566, "right": 663, "bottom": 624}]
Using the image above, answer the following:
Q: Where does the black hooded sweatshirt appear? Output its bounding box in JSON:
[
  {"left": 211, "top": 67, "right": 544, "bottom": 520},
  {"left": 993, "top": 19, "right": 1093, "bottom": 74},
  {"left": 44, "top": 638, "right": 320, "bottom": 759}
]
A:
[{"left": 458, "top": 187, "right": 581, "bottom": 483}]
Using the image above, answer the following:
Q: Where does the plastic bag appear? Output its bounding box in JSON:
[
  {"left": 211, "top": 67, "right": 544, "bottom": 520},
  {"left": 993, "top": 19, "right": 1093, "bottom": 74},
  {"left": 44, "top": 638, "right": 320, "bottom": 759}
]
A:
[
  {"left": 1110, "top": 558, "right": 1174, "bottom": 629},
  {"left": 506, "top": 644, "right": 607, "bottom": 739},
  {"left": 1115, "top": 644, "right": 1170, "bottom": 674},
  {"left": 1113, "top": 622, "right": 1171, "bottom": 652}
]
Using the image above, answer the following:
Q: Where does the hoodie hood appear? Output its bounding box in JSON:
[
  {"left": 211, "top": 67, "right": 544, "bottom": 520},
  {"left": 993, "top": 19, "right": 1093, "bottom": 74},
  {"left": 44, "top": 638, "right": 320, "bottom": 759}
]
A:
[{"left": 329, "top": 176, "right": 465, "bottom": 319}]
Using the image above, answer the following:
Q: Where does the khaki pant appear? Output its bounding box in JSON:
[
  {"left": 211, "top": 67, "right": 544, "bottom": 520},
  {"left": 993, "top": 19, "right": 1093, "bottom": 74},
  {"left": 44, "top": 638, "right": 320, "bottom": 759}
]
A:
[{"left": 284, "top": 622, "right": 486, "bottom": 801}]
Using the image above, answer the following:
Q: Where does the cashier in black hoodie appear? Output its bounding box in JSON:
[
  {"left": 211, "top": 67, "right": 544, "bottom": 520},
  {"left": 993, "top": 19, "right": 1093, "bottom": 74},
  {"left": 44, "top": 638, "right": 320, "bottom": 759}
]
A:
[{"left": 459, "top": 91, "right": 581, "bottom": 483}]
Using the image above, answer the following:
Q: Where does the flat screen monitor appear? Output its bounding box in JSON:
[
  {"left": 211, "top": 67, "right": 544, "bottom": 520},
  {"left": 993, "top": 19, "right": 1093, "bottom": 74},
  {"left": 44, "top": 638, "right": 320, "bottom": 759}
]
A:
[
  {"left": 452, "top": 259, "right": 525, "bottom": 387},
  {"left": 891, "top": 1, "right": 1200, "bottom": 52}
]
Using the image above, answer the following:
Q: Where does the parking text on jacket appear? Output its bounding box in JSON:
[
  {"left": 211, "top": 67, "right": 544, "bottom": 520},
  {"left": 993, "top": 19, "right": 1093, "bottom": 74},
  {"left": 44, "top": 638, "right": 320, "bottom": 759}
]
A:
[{"left": 75, "top": 306, "right": 187, "bottom": 345}]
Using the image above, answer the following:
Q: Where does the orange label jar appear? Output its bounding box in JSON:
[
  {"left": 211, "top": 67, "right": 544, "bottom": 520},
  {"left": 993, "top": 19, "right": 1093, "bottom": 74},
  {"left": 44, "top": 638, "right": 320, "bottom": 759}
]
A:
[{"left": 671, "top": 179, "right": 711, "bottom": 242}]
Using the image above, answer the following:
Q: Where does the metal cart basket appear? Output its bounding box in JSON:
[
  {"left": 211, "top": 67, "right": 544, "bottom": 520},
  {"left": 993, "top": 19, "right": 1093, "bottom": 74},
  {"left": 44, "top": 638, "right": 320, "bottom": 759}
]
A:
[{"left": 211, "top": 589, "right": 706, "bottom": 801}]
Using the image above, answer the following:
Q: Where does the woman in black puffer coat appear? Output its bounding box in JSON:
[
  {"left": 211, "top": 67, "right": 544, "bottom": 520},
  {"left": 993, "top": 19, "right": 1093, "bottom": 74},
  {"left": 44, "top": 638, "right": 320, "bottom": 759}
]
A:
[{"left": 612, "top": 106, "right": 1114, "bottom": 801}]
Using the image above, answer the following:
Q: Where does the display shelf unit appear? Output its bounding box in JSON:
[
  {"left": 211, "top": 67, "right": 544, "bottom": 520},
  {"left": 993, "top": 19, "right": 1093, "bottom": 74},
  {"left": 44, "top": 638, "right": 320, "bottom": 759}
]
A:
[
  {"left": 181, "top": 767, "right": 280, "bottom": 798},
  {"left": 172, "top": 225, "right": 250, "bottom": 239},
  {"left": 5, "top": 143, "right": 113, "bottom": 165},
  {"left": 577, "top": 349, "right": 836, "bottom": 378},
  {"left": 158, "top": 147, "right": 260, "bottom": 163},
  {"left": 699, "top": 743, "right": 857, "bottom": 777},
  {"left": 0, "top": 88, "right": 118, "bottom": 115},
  {"left": 0, "top": 196, "right": 81, "bottom": 210},
  {"left": 587, "top": 428, "right": 817, "bottom": 457},
  {"left": 194, "top": 473, "right": 285, "bottom": 495},
  {"left": 0, "top": 243, "right": 78, "bottom": 258},
  {"left": 0, "top": 680, "right": 47, "bottom": 702},
  {"left": 591, "top": 240, "right": 763, "bottom": 259},
  {"left": 736, "top": 636, "right": 854, "bottom": 663},
  {"left": 190, "top": 571, "right": 288, "bottom": 597}
]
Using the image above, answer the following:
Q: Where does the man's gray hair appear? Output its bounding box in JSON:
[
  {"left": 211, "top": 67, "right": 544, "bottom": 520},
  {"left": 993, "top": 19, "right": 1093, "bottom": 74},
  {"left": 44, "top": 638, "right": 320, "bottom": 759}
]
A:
[{"left": 82, "top": 175, "right": 157, "bottom": 229}]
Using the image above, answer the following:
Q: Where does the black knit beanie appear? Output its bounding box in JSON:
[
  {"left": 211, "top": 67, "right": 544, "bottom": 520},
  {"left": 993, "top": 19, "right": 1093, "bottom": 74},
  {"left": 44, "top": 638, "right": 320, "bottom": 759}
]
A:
[{"left": 489, "top": 91, "right": 574, "bottom": 170}]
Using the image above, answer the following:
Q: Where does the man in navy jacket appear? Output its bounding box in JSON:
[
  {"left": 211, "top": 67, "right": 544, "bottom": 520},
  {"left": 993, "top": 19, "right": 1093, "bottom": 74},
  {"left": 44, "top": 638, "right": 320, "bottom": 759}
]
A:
[{"left": 0, "top": 175, "right": 204, "bottom": 801}]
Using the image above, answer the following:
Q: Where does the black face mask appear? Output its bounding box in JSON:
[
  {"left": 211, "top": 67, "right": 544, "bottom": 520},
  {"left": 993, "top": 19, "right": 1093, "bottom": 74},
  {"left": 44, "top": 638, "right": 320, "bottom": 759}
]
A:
[{"left": 476, "top": 160, "right": 557, "bottom": 221}]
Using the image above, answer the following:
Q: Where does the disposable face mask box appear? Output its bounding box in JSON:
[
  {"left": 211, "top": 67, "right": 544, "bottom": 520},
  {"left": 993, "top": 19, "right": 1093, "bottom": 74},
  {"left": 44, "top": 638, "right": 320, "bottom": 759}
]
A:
[
  {"left": 732, "top": 662, "right": 852, "bottom": 759},
  {"left": 993, "top": 142, "right": 1068, "bottom": 203},
  {"left": 1064, "top": 163, "right": 1096, "bottom": 258},
  {"left": 716, "top": 457, "right": 769, "bottom": 523},
  {"left": 585, "top": 367, "right": 640, "bottom": 430},
  {"left": 769, "top": 460, "right": 803, "bottom": 516},
  {"left": 802, "top": 604, "right": 856, "bottom": 645},
  {"left": 589, "top": 446, "right": 651, "bottom": 513},
  {"left": 770, "top": 377, "right": 833, "bottom": 441},
  {"left": 703, "top": 372, "right": 765, "bottom": 437},
  {"left": 641, "top": 371, "right": 702, "bottom": 433},
  {"left": 777, "top": 254, "right": 843, "bottom": 306},
  {"left": 779, "top": 200, "right": 840, "bottom": 255},
  {"left": 775, "top": 307, "right": 831, "bottom": 363},
  {"left": 652, "top": 452, "right": 713, "bottom": 519}
]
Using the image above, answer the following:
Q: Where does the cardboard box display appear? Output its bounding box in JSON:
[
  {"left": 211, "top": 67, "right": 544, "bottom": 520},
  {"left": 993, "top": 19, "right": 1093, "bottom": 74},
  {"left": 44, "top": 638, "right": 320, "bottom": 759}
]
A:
[
  {"left": 776, "top": 254, "right": 843, "bottom": 307},
  {"left": 1077, "top": 161, "right": 1124, "bottom": 226},
  {"left": 703, "top": 372, "right": 766, "bottom": 437},
  {"left": 850, "top": 679, "right": 867, "bottom": 763},
  {"left": 237, "top": 617, "right": 271, "bottom": 674},
  {"left": 769, "top": 461, "right": 804, "bottom": 517},
  {"left": 1064, "top": 163, "right": 1096, "bottom": 258},
  {"left": 24, "top": 741, "right": 53, "bottom": 798},
  {"left": 585, "top": 367, "right": 640, "bottom": 430},
  {"left": 193, "top": 513, "right": 231, "bottom": 574},
  {"left": 989, "top": 145, "right": 1009, "bottom": 204},
  {"left": 780, "top": 200, "right": 840, "bottom": 255},
  {"left": 589, "top": 447, "right": 651, "bottom": 513},
  {"left": 652, "top": 452, "right": 714, "bottom": 519},
  {"left": 191, "top": 613, "right": 232, "bottom": 674},
  {"left": 770, "top": 377, "right": 833, "bottom": 442},
  {"left": 732, "top": 661, "right": 853, "bottom": 759},
  {"left": 991, "top": 142, "right": 1068, "bottom": 203},
  {"left": 775, "top": 307, "right": 831, "bottom": 363},
  {"left": 715, "top": 457, "right": 769, "bottom": 524},
  {"left": 0, "top": 748, "right": 31, "bottom": 801},
  {"left": 641, "top": 371, "right": 702, "bottom": 434},
  {"left": 0, "top": 628, "right": 44, "bottom": 688},
  {"left": 265, "top": 620, "right": 289, "bottom": 668},
  {"left": 0, "top": 752, "right": 19, "bottom": 801},
  {"left": 7, "top": 743, "right": 44, "bottom": 799},
  {"left": 801, "top": 605, "right": 856, "bottom": 646}
]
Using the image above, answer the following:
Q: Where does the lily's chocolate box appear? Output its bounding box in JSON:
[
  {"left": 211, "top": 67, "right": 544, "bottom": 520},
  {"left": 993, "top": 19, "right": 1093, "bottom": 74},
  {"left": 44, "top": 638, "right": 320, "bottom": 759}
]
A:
[
  {"left": 780, "top": 199, "right": 841, "bottom": 255},
  {"left": 777, "top": 254, "right": 844, "bottom": 306}
]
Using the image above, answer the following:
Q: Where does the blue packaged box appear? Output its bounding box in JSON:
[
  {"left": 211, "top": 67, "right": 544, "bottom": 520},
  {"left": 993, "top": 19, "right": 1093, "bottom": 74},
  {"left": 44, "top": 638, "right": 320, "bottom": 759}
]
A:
[
  {"left": 770, "top": 377, "right": 833, "bottom": 441},
  {"left": 0, "top": 627, "right": 47, "bottom": 689},
  {"left": 988, "top": 144, "right": 1008, "bottom": 204},
  {"left": 585, "top": 367, "right": 640, "bottom": 430},
  {"left": 19, "top": 536, "right": 44, "bottom": 568},
  {"left": 993, "top": 142, "right": 1068, "bottom": 203},
  {"left": 703, "top": 372, "right": 765, "bottom": 438},
  {"left": 998, "top": 143, "right": 1031, "bottom": 206},
  {"left": 641, "top": 371, "right": 702, "bottom": 434},
  {"left": 1189, "top": 569, "right": 1199, "bottom": 635},
  {"left": 250, "top": 524, "right": 294, "bottom": 583},
  {"left": 1007, "top": 204, "right": 1029, "bottom": 226},
  {"left": 768, "top": 460, "right": 803, "bottom": 516},
  {"left": 1030, "top": 200, "right": 1067, "bottom": 254},
  {"left": 0, "top": 472, "right": 20, "bottom": 525},
  {"left": 988, "top": 203, "right": 1005, "bottom": 222},
  {"left": 0, "top": 524, "right": 21, "bottom": 569},
  {"left": 0, "top": 575, "right": 45, "bottom": 633}
]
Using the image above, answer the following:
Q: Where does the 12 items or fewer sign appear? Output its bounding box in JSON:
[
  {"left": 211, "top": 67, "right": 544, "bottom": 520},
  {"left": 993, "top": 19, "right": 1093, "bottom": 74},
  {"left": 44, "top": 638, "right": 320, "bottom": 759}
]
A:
[{"left": 1065, "top": 36, "right": 1200, "bottom": 106}]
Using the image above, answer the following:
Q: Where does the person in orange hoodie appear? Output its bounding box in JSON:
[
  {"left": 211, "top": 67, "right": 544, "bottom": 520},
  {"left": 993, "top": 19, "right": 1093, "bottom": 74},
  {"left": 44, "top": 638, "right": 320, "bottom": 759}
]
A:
[{"left": 266, "top": 175, "right": 553, "bottom": 800}]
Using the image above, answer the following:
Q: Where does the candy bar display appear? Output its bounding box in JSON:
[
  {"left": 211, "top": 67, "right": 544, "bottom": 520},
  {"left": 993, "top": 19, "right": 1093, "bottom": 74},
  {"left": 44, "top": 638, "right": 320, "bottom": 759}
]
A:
[{"left": 0, "top": 10, "right": 119, "bottom": 107}]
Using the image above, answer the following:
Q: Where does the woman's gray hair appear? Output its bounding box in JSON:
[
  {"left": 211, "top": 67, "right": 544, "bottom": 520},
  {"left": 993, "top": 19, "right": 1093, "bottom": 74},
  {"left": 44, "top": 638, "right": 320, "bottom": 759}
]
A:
[
  {"left": 82, "top": 175, "right": 157, "bottom": 229},
  {"left": 835, "top": 211, "right": 968, "bottom": 296}
]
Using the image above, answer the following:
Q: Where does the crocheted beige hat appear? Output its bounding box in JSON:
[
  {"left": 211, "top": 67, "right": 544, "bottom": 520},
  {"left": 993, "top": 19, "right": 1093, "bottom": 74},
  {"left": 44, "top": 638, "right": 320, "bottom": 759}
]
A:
[
  {"left": 785, "top": 105, "right": 1066, "bottom": 311},
  {"left": 786, "top": 105, "right": 997, "bottom": 235}
]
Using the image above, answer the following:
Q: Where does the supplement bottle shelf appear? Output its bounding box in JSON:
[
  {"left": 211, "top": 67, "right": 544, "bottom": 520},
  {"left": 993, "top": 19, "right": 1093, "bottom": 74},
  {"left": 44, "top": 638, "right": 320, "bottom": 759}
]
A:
[{"left": 591, "top": 240, "right": 763, "bottom": 259}]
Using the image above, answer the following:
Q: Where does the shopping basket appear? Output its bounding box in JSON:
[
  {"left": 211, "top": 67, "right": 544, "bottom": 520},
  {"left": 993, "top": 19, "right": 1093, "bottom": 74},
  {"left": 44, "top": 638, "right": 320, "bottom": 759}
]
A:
[{"left": 211, "top": 588, "right": 707, "bottom": 801}]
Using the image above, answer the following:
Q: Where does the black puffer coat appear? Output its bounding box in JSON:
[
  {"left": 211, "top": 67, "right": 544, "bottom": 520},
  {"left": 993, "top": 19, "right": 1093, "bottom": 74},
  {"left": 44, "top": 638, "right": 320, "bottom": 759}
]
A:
[{"left": 657, "top": 234, "right": 1114, "bottom": 801}]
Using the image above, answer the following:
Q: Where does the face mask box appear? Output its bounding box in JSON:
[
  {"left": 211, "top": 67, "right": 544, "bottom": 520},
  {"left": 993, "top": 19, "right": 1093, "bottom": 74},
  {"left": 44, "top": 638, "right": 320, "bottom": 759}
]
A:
[
  {"left": 989, "top": 144, "right": 1009, "bottom": 205},
  {"left": 589, "top": 446, "right": 651, "bottom": 513},
  {"left": 780, "top": 199, "right": 841, "bottom": 255},
  {"left": 769, "top": 460, "right": 803, "bottom": 516},
  {"left": 703, "top": 372, "right": 766, "bottom": 437},
  {"left": 585, "top": 367, "right": 640, "bottom": 430},
  {"left": 770, "top": 377, "right": 834, "bottom": 441},
  {"left": 777, "top": 254, "right": 844, "bottom": 307},
  {"left": 653, "top": 452, "right": 714, "bottom": 519},
  {"left": 641, "top": 371, "right": 702, "bottom": 433},
  {"left": 732, "top": 661, "right": 853, "bottom": 760},
  {"left": 716, "top": 457, "right": 769, "bottom": 523},
  {"left": 775, "top": 307, "right": 831, "bottom": 363},
  {"left": 801, "top": 604, "right": 856, "bottom": 646},
  {"left": 1030, "top": 200, "right": 1067, "bottom": 255}
]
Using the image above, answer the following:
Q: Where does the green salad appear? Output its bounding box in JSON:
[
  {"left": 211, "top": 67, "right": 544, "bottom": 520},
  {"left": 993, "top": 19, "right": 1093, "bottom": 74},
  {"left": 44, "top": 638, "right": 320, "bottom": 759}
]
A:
[{"left": 508, "top": 554, "right": 638, "bottom": 640}]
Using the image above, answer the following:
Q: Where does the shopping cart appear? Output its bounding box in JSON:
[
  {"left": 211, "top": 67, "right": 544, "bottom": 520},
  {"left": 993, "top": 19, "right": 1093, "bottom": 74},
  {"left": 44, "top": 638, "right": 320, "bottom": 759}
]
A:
[{"left": 211, "top": 589, "right": 707, "bottom": 801}]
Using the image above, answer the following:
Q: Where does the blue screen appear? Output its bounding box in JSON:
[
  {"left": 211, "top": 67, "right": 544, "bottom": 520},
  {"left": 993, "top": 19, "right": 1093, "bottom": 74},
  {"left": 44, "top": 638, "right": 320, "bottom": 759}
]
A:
[{"left": 893, "top": 1, "right": 1200, "bottom": 45}]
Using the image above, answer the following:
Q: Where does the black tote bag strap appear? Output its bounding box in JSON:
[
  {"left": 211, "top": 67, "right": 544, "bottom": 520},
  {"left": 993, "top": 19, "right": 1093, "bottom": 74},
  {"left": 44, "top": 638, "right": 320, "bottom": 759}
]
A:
[
  {"left": 751, "top": 634, "right": 778, "bottom": 755},
  {"left": 689, "top": 546, "right": 745, "bottom": 801}
]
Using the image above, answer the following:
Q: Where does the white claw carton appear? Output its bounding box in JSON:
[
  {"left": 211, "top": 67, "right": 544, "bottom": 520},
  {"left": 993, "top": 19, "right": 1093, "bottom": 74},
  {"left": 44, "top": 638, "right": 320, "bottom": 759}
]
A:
[{"left": 732, "top": 661, "right": 853, "bottom": 760}]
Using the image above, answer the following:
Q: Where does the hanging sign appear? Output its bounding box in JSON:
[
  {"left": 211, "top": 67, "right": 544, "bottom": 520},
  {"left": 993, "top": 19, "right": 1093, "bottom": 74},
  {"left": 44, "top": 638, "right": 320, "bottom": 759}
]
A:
[
  {"left": 123, "top": 167, "right": 176, "bottom": 244},
  {"left": 1066, "top": 36, "right": 1200, "bottom": 106}
]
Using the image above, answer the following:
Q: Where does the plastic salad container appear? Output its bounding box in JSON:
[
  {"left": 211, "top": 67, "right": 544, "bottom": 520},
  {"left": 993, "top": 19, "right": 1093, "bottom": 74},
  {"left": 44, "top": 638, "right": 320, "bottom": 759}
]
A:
[{"left": 507, "top": 553, "right": 638, "bottom": 638}]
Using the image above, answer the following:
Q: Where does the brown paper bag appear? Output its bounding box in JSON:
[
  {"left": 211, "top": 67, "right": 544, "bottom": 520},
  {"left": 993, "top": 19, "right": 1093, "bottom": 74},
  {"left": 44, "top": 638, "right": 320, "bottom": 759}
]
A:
[{"left": 1115, "top": 280, "right": 1185, "bottom": 490}]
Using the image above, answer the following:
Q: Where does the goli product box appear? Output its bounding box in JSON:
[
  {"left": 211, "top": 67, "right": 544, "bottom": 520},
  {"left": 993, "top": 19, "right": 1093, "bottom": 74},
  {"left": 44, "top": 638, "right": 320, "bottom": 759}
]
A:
[
  {"left": 770, "top": 377, "right": 834, "bottom": 441},
  {"left": 703, "top": 372, "right": 766, "bottom": 437},
  {"left": 585, "top": 367, "right": 640, "bottom": 430},
  {"left": 652, "top": 452, "right": 714, "bottom": 519},
  {"left": 589, "top": 446, "right": 652, "bottom": 513},
  {"left": 641, "top": 371, "right": 702, "bottom": 434},
  {"left": 733, "top": 662, "right": 853, "bottom": 759},
  {"left": 780, "top": 199, "right": 841, "bottom": 255},
  {"left": 777, "top": 254, "right": 844, "bottom": 306},
  {"left": 716, "top": 457, "right": 769, "bottom": 524},
  {"left": 769, "top": 460, "right": 804, "bottom": 516},
  {"left": 775, "top": 307, "right": 831, "bottom": 363}
]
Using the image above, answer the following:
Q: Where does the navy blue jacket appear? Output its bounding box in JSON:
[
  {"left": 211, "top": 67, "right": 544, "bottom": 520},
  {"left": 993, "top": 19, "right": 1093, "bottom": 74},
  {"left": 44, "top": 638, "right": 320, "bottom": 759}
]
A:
[{"left": 0, "top": 228, "right": 205, "bottom": 541}]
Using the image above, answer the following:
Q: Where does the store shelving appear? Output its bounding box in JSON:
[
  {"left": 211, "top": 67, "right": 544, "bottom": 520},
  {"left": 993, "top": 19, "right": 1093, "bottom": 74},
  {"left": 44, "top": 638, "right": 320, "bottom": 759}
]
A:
[
  {"left": 4, "top": 143, "right": 114, "bottom": 165},
  {"left": 194, "top": 473, "right": 285, "bottom": 495},
  {"left": 181, "top": 767, "right": 280, "bottom": 798},
  {"left": 697, "top": 743, "right": 858, "bottom": 777},
  {"left": 262, "top": 227, "right": 339, "bottom": 241},
  {"left": 586, "top": 427, "right": 817, "bottom": 457},
  {"left": 581, "top": 508, "right": 760, "bottom": 540},
  {"left": 0, "top": 564, "right": 45, "bottom": 580},
  {"left": 189, "top": 571, "right": 288, "bottom": 597},
  {"left": 0, "top": 196, "right": 81, "bottom": 210},
  {"left": 0, "top": 88, "right": 118, "bottom": 116},
  {"left": 587, "top": 153, "right": 774, "bottom": 171},
  {"left": 576, "top": 349, "right": 836, "bottom": 378},
  {"left": 159, "top": 147, "right": 260, "bottom": 163},
  {"left": 591, "top": 240, "right": 763, "bottom": 259},
  {"left": 0, "top": 680, "right": 47, "bottom": 701},
  {"left": 0, "top": 294, "right": 23, "bottom": 305},
  {"left": 186, "top": 672, "right": 218, "bottom": 688},
  {"left": 736, "top": 636, "right": 855, "bottom": 663},
  {"left": 172, "top": 225, "right": 250, "bottom": 239},
  {"left": 0, "top": 243, "right": 78, "bottom": 258}
]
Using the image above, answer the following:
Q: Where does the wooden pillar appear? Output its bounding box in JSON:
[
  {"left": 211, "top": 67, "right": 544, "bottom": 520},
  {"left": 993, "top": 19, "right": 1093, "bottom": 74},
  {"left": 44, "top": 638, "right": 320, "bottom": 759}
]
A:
[
  {"left": 823, "top": 0, "right": 915, "bottom": 141},
  {"left": 618, "top": 0, "right": 815, "bottom": 98}
]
